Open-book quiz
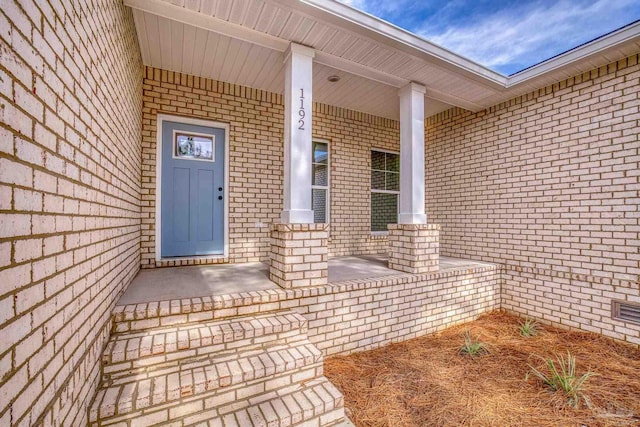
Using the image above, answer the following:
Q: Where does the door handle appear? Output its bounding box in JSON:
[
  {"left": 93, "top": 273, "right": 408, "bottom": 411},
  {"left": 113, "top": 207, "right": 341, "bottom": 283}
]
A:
[
  {"left": 218, "top": 187, "right": 223, "bottom": 191},
  {"left": 218, "top": 196, "right": 223, "bottom": 200}
]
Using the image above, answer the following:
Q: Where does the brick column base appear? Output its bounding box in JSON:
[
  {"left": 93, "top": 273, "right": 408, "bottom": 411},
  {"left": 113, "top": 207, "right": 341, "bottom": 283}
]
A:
[
  {"left": 270, "top": 223, "right": 329, "bottom": 288},
  {"left": 388, "top": 224, "right": 440, "bottom": 274}
]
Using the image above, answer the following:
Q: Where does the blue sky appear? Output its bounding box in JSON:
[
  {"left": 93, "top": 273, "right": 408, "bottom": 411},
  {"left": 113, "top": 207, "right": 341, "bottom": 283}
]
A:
[{"left": 338, "top": 0, "right": 640, "bottom": 75}]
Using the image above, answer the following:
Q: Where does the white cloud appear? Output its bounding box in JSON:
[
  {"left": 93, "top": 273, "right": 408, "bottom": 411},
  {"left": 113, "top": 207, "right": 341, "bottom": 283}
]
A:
[{"left": 418, "top": 0, "right": 637, "bottom": 73}]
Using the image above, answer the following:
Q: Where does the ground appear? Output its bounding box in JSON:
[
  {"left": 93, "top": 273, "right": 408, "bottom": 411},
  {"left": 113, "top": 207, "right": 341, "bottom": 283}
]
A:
[{"left": 324, "top": 312, "right": 640, "bottom": 427}]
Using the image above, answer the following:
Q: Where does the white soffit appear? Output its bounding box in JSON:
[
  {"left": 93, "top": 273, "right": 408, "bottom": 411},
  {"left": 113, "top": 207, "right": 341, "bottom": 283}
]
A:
[{"left": 126, "top": 0, "right": 640, "bottom": 119}]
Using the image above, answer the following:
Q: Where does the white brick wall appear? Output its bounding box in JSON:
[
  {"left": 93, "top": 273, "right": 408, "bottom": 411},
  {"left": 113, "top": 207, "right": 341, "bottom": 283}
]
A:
[
  {"left": 0, "top": 1, "right": 142, "bottom": 426},
  {"left": 425, "top": 54, "right": 640, "bottom": 345}
]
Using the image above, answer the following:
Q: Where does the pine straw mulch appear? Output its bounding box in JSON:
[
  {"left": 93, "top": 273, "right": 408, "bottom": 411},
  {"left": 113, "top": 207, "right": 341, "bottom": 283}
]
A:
[{"left": 324, "top": 311, "right": 640, "bottom": 427}]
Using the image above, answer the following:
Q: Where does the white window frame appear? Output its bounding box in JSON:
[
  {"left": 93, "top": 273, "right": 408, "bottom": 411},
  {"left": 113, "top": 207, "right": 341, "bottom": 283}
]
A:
[
  {"left": 311, "top": 138, "right": 330, "bottom": 224},
  {"left": 371, "top": 148, "right": 399, "bottom": 235}
]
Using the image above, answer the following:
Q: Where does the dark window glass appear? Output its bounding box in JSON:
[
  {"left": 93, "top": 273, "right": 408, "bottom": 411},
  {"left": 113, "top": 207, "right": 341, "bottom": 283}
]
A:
[
  {"left": 371, "top": 192, "right": 398, "bottom": 232},
  {"left": 312, "top": 188, "right": 327, "bottom": 223}
]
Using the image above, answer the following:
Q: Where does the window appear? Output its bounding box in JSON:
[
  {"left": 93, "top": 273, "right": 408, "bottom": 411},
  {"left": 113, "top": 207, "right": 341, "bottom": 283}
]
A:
[
  {"left": 312, "top": 140, "right": 329, "bottom": 223},
  {"left": 371, "top": 150, "right": 399, "bottom": 232}
]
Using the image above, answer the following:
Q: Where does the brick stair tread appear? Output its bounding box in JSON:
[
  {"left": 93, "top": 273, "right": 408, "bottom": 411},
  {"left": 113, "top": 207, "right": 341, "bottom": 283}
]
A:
[
  {"left": 103, "top": 310, "right": 307, "bottom": 365},
  {"left": 90, "top": 340, "right": 322, "bottom": 422},
  {"left": 184, "top": 377, "right": 345, "bottom": 427}
]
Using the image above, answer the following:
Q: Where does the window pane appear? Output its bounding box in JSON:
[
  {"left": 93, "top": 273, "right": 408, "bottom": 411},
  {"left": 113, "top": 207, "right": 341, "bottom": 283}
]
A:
[
  {"left": 371, "top": 170, "right": 385, "bottom": 190},
  {"left": 371, "top": 192, "right": 397, "bottom": 232},
  {"left": 313, "top": 141, "right": 328, "bottom": 164},
  {"left": 386, "top": 152, "right": 399, "bottom": 172},
  {"left": 312, "top": 188, "right": 327, "bottom": 223},
  {"left": 386, "top": 171, "right": 399, "bottom": 191},
  {"left": 313, "top": 164, "right": 328, "bottom": 186},
  {"left": 371, "top": 150, "right": 385, "bottom": 170}
]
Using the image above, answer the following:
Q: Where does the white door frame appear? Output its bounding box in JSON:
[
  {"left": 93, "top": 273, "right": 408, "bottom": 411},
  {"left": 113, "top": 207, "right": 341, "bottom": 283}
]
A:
[{"left": 156, "top": 114, "right": 230, "bottom": 261}]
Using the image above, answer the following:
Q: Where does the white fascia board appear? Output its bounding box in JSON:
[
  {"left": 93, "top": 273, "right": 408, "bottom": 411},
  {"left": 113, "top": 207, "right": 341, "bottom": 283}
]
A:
[
  {"left": 296, "top": 0, "right": 508, "bottom": 87},
  {"left": 506, "top": 21, "right": 640, "bottom": 86},
  {"left": 124, "top": 0, "right": 290, "bottom": 52}
]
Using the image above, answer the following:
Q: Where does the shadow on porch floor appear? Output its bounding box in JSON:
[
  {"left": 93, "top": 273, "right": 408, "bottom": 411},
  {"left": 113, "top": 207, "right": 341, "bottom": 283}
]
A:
[{"left": 118, "top": 255, "right": 494, "bottom": 305}]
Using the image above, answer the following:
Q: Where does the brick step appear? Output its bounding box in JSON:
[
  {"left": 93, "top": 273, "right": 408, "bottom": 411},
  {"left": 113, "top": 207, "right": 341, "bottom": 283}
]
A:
[
  {"left": 111, "top": 288, "right": 327, "bottom": 332},
  {"left": 90, "top": 340, "right": 323, "bottom": 425},
  {"left": 184, "top": 378, "right": 346, "bottom": 427},
  {"left": 93, "top": 377, "right": 344, "bottom": 427},
  {"left": 102, "top": 311, "right": 307, "bottom": 378}
]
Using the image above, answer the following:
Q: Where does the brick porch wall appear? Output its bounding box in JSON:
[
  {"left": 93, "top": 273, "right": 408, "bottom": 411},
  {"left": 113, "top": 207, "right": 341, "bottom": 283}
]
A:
[
  {"left": 140, "top": 67, "right": 399, "bottom": 267},
  {"left": 113, "top": 264, "right": 501, "bottom": 356},
  {"left": 426, "top": 54, "right": 640, "bottom": 345},
  {"left": 0, "top": 2, "right": 142, "bottom": 426}
]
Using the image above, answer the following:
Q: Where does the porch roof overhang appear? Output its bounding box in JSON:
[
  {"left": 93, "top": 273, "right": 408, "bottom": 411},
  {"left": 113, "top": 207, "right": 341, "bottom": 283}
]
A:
[{"left": 125, "top": 0, "right": 640, "bottom": 120}]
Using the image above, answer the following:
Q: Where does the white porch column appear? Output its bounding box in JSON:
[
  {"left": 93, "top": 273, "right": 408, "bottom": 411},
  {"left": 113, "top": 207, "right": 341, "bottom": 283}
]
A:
[
  {"left": 281, "top": 43, "right": 315, "bottom": 224},
  {"left": 398, "top": 82, "right": 427, "bottom": 224}
]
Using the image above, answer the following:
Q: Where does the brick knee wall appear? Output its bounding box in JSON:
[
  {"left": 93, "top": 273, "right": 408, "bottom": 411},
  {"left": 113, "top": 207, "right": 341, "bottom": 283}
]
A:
[
  {"left": 388, "top": 224, "right": 440, "bottom": 274},
  {"left": 0, "top": 2, "right": 142, "bottom": 426},
  {"left": 270, "top": 223, "right": 329, "bottom": 288},
  {"left": 426, "top": 54, "right": 640, "bottom": 345}
]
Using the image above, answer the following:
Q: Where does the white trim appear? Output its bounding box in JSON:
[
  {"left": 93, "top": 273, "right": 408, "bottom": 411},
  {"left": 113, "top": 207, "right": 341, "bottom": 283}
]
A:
[
  {"left": 507, "top": 20, "right": 640, "bottom": 85},
  {"left": 297, "top": 0, "right": 507, "bottom": 86},
  {"left": 155, "top": 114, "right": 230, "bottom": 261},
  {"left": 311, "top": 138, "right": 330, "bottom": 224}
]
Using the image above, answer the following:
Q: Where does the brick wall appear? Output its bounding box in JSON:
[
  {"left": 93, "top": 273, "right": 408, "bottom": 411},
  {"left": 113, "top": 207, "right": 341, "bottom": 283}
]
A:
[
  {"left": 112, "top": 264, "right": 501, "bottom": 356},
  {"left": 141, "top": 67, "right": 398, "bottom": 267},
  {"left": 0, "top": 2, "right": 142, "bottom": 426},
  {"left": 425, "top": 55, "right": 640, "bottom": 345}
]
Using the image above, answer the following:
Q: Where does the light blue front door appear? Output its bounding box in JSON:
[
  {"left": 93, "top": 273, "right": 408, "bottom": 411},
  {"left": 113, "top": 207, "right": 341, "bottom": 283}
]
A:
[{"left": 161, "top": 121, "right": 225, "bottom": 257}]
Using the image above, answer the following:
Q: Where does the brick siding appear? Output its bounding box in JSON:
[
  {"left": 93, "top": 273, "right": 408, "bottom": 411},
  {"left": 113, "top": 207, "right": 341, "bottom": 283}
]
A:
[
  {"left": 141, "top": 68, "right": 399, "bottom": 267},
  {"left": 112, "top": 264, "right": 501, "bottom": 356},
  {"left": 425, "top": 54, "right": 640, "bottom": 345},
  {"left": 0, "top": 1, "right": 142, "bottom": 426}
]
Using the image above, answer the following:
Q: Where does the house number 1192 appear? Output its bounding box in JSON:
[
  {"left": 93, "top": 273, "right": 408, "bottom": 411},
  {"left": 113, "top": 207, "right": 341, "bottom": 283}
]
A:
[{"left": 298, "top": 88, "right": 305, "bottom": 130}]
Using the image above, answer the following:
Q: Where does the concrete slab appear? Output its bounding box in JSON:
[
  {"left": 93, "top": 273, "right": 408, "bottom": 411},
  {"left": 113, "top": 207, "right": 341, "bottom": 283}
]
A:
[{"left": 118, "top": 255, "right": 495, "bottom": 305}]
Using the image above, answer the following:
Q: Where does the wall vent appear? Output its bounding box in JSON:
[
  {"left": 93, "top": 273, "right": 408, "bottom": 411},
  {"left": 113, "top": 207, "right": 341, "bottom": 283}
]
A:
[{"left": 612, "top": 300, "right": 640, "bottom": 325}]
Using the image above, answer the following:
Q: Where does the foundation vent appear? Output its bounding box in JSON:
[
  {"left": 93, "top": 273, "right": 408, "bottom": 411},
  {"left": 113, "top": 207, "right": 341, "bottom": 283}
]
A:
[{"left": 612, "top": 300, "right": 640, "bottom": 325}]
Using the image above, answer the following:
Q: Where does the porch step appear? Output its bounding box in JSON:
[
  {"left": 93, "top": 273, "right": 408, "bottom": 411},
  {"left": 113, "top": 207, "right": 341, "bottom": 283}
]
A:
[
  {"left": 93, "top": 376, "right": 344, "bottom": 427},
  {"left": 91, "top": 308, "right": 349, "bottom": 426},
  {"left": 186, "top": 377, "right": 345, "bottom": 427},
  {"left": 102, "top": 311, "right": 307, "bottom": 380},
  {"left": 90, "top": 339, "right": 323, "bottom": 424}
]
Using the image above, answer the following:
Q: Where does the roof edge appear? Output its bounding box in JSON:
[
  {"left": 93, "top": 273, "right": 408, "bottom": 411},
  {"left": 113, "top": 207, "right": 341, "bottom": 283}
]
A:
[
  {"left": 298, "top": 0, "right": 508, "bottom": 86},
  {"left": 506, "top": 20, "right": 640, "bottom": 86}
]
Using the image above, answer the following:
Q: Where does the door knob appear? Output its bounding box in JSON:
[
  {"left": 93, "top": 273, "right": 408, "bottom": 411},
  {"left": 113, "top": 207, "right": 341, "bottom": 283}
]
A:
[
  {"left": 218, "top": 187, "right": 223, "bottom": 191},
  {"left": 218, "top": 196, "right": 223, "bottom": 200}
]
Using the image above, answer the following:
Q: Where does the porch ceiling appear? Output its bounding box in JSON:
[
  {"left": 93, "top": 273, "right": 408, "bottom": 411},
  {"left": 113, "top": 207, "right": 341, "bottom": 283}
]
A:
[{"left": 126, "top": 0, "right": 640, "bottom": 120}]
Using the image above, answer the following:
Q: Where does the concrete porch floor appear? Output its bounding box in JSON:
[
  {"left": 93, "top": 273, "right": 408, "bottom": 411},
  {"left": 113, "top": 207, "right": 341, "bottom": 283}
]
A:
[{"left": 118, "top": 255, "right": 494, "bottom": 305}]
